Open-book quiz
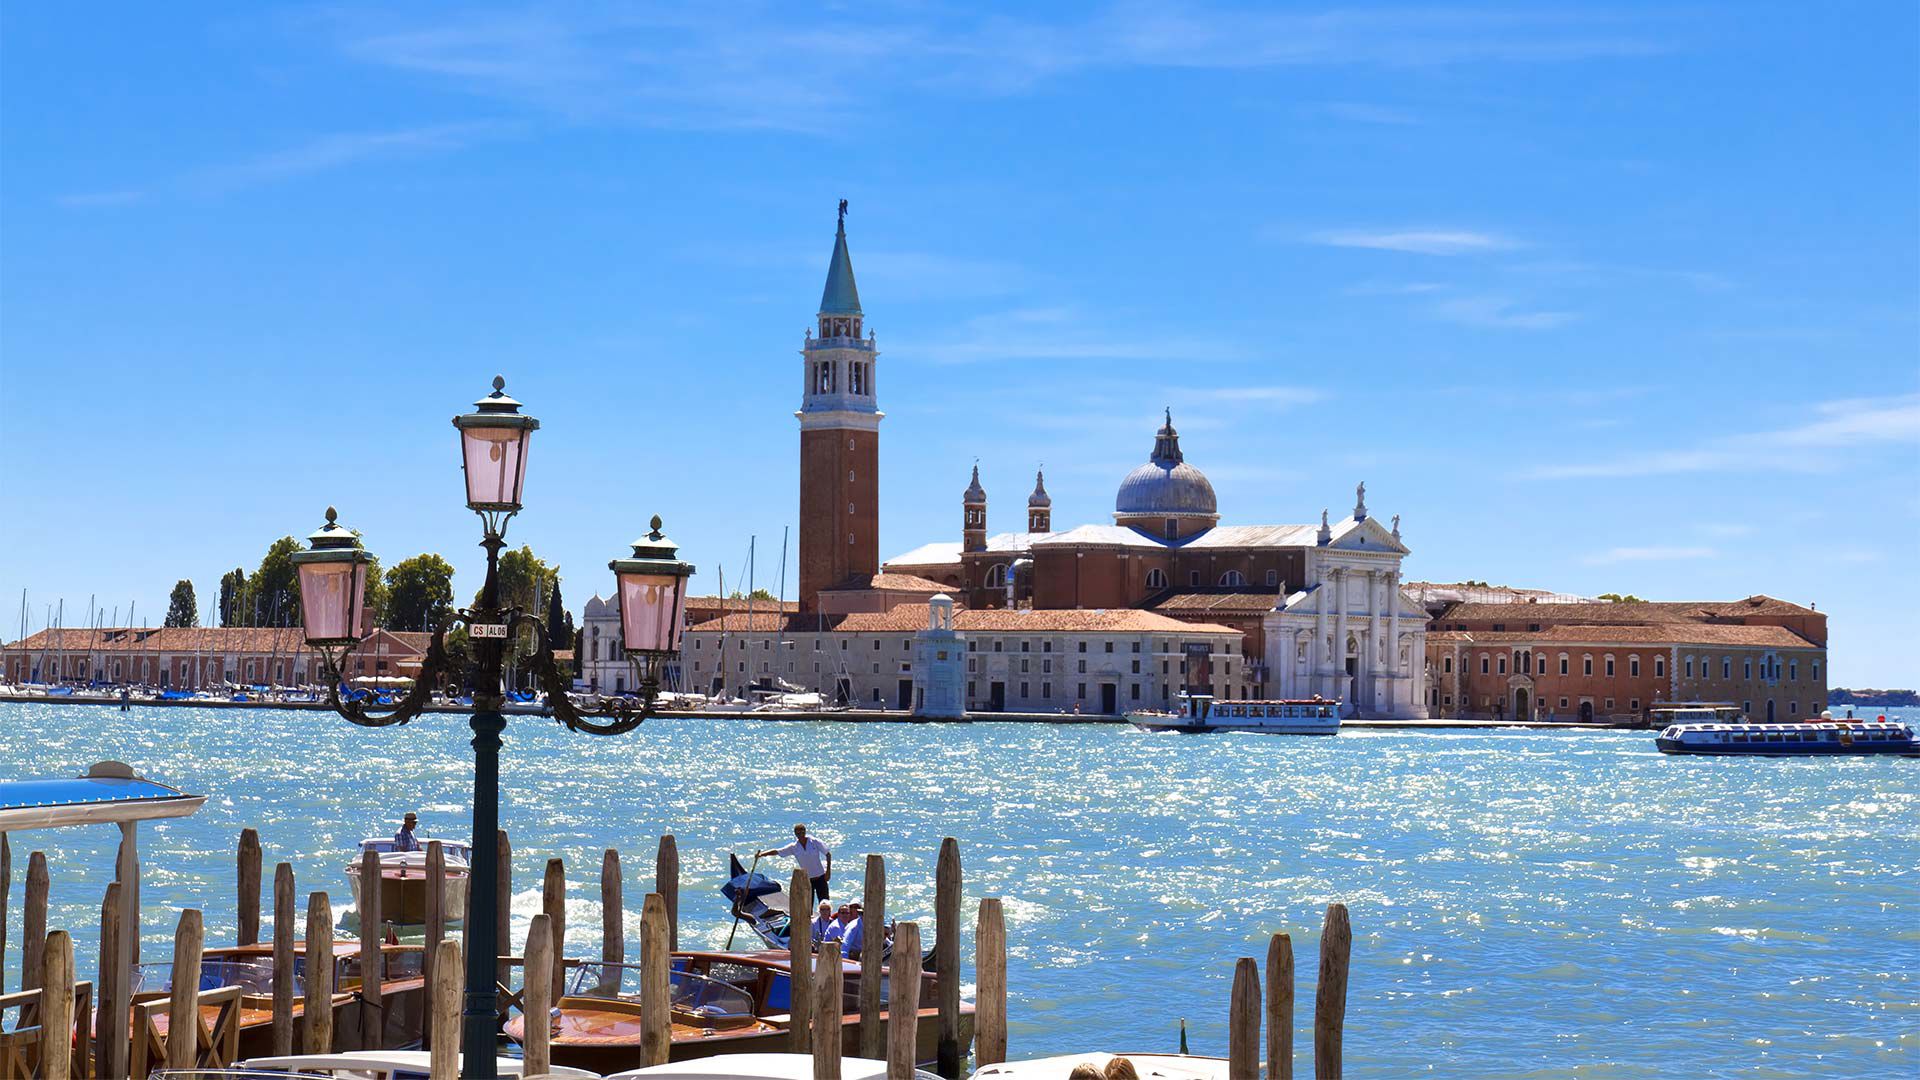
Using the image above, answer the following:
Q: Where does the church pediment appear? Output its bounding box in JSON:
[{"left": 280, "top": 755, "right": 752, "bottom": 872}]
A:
[{"left": 1326, "top": 515, "right": 1409, "bottom": 555}]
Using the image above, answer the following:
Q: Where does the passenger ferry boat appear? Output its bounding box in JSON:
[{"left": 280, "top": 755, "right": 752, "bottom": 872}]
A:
[
  {"left": 1655, "top": 710, "right": 1917, "bottom": 757},
  {"left": 1125, "top": 693, "right": 1341, "bottom": 735},
  {"left": 345, "top": 836, "right": 471, "bottom": 926}
]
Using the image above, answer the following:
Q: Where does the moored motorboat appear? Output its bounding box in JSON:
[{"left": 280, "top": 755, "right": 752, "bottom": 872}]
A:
[
  {"left": 973, "top": 1053, "right": 1231, "bottom": 1080},
  {"left": 1655, "top": 713, "right": 1917, "bottom": 756},
  {"left": 344, "top": 837, "right": 472, "bottom": 926},
  {"left": 1126, "top": 693, "right": 1341, "bottom": 735}
]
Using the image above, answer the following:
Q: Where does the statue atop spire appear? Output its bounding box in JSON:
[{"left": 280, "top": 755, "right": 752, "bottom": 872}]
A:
[
  {"left": 1318, "top": 508, "right": 1331, "bottom": 546},
  {"left": 838, "top": 197, "right": 848, "bottom": 227},
  {"left": 1150, "top": 409, "right": 1184, "bottom": 464},
  {"left": 819, "top": 198, "right": 863, "bottom": 318},
  {"left": 1353, "top": 481, "right": 1368, "bottom": 522}
]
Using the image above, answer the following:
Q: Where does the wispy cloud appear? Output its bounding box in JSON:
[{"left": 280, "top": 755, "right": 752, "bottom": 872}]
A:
[
  {"left": 911, "top": 307, "right": 1245, "bottom": 365},
  {"left": 1176, "top": 386, "right": 1328, "bottom": 407},
  {"left": 324, "top": 6, "right": 1666, "bottom": 133},
  {"left": 1430, "top": 293, "right": 1576, "bottom": 329},
  {"left": 1533, "top": 393, "right": 1920, "bottom": 479},
  {"left": 190, "top": 122, "right": 507, "bottom": 192},
  {"left": 1310, "top": 228, "right": 1519, "bottom": 256},
  {"left": 1311, "top": 102, "right": 1417, "bottom": 125},
  {"left": 1583, "top": 546, "right": 1717, "bottom": 565}
]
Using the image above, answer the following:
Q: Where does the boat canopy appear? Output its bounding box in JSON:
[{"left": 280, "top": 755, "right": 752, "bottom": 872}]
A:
[{"left": 0, "top": 760, "right": 206, "bottom": 831}]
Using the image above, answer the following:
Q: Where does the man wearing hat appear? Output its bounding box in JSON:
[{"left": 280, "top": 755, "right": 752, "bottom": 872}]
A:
[{"left": 394, "top": 812, "right": 422, "bottom": 852}]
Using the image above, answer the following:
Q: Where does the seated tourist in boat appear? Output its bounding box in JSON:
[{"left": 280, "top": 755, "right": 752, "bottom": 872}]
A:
[
  {"left": 394, "top": 812, "right": 422, "bottom": 852},
  {"left": 810, "top": 900, "right": 836, "bottom": 940},
  {"left": 820, "top": 903, "right": 853, "bottom": 943},
  {"left": 756, "top": 823, "right": 833, "bottom": 901},
  {"left": 842, "top": 902, "right": 867, "bottom": 957}
]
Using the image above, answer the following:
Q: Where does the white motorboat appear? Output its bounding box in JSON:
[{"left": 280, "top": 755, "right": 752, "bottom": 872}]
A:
[
  {"left": 973, "top": 1053, "right": 1231, "bottom": 1080},
  {"left": 239, "top": 1050, "right": 599, "bottom": 1077},
  {"left": 1126, "top": 692, "right": 1341, "bottom": 735},
  {"left": 344, "top": 836, "right": 472, "bottom": 927},
  {"left": 607, "top": 1052, "right": 941, "bottom": 1080}
]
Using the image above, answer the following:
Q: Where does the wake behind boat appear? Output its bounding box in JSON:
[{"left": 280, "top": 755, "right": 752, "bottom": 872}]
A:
[{"left": 1126, "top": 693, "right": 1341, "bottom": 735}]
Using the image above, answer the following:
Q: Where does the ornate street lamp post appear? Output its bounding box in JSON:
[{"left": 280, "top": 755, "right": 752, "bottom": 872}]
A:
[{"left": 292, "top": 376, "right": 693, "bottom": 1078}]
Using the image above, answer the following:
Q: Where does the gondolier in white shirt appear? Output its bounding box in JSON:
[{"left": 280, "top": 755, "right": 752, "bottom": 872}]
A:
[{"left": 757, "top": 823, "right": 833, "bottom": 903}]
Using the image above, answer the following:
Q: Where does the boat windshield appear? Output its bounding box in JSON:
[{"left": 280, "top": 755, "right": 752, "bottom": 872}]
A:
[
  {"left": 129, "top": 957, "right": 282, "bottom": 996},
  {"left": 564, "top": 961, "right": 756, "bottom": 1021}
]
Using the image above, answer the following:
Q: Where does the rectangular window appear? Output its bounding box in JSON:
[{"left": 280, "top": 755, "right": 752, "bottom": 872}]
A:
[
  {"left": 1021, "top": 640, "right": 1030, "bottom": 652},
  {"left": 1560, "top": 657, "right": 1569, "bottom": 676},
  {"left": 1723, "top": 658, "right": 1731, "bottom": 679},
  {"left": 1078, "top": 660, "right": 1087, "bottom": 673},
  {"left": 1481, "top": 657, "right": 1490, "bottom": 674},
  {"left": 1605, "top": 698, "right": 1615, "bottom": 710},
  {"left": 1743, "top": 658, "right": 1752, "bottom": 679},
  {"left": 1189, "top": 571, "right": 1200, "bottom": 586},
  {"left": 1630, "top": 698, "right": 1639, "bottom": 710},
  {"left": 1559, "top": 697, "right": 1569, "bottom": 708},
  {"left": 1105, "top": 642, "right": 1114, "bottom": 653},
  {"left": 1043, "top": 641, "right": 1052, "bottom": 653},
  {"left": 1020, "top": 682, "right": 1029, "bottom": 697},
  {"left": 1685, "top": 657, "right": 1693, "bottom": 678},
  {"left": 1131, "top": 684, "right": 1142, "bottom": 700},
  {"left": 1584, "top": 657, "right": 1593, "bottom": 676},
  {"left": 1043, "top": 683, "right": 1052, "bottom": 699},
  {"left": 1498, "top": 656, "right": 1507, "bottom": 675},
  {"left": 994, "top": 641, "right": 1003, "bottom": 652},
  {"left": 1078, "top": 642, "right": 1087, "bottom": 653},
  {"left": 1655, "top": 656, "right": 1665, "bottom": 678},
  {"left": 1813, "top": 661, "right": 1820, "bottom": 680},
  {"left": 1443, "top": 657, "right": 1452, "bottom": 673},
  {"left": 1629, "top": 657, "right": 1640, "bottom": 677},
  {"left": 1131, "top": 641, "right": 1141, "bottom": 653},
  {"left": 1131, "top": 660, "right": 1140, "bottom": 674},
  {"left": 1606, "top": 657, "right": 1616, "bottom": 677},
  {"left": 1443, "top": 695, "right": 1452, "bottom": 706},
  {"left": 1789, "top": 661, "right": 1797, "bottom": 681},
  {"left": 1078, "top": 683, "right": 1087, "bottom": 698},
  {"left": 1020, "top": 659, "right": 1029, "bottom": 673},
  {"left": 1267, "top": 569, "right": 1278, "bottom": 586},
  {"left": 1043, "top": 659, "right": 1053, "bottom": 673}
]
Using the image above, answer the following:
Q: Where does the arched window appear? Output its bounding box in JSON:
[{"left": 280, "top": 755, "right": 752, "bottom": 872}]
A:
[
  {"left": 1145, "top": 568, "right": 1168, "bottom": 590},
  {"left": 1218, "top": 570, "right": 1247, "bottom": 586},
  {"left": 984, "top": 563, "right": 1008, "bottom": 588}
]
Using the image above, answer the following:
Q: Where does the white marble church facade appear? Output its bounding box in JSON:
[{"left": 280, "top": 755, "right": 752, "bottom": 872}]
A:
[{"left": 1260, "top": 491, "right": 1429, "bottom": 719}]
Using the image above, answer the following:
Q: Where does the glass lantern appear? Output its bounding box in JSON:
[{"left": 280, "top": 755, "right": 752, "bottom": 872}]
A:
[
  {"left": 292, "top": 507, "right": 374, "bottom": 647},
  {"left": 452, "top": 375, "right": 540, "bottom": 512},
  {"left": 610, "top": 516, "right": 696, "bottom": 678}
]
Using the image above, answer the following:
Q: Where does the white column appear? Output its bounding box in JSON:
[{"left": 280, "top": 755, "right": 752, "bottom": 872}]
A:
[
  {"left": 1331, "top": 568, "right": 1348, "bottom": 701},
  {"left": 1387, "top": 569, "right": 1401, "bottom": 678},
  {"left": 1312, "top": 578, "right": 1328, "bottom": 677},
  {"left": 1367, "top": 570, "right": 1383, "bottom": 676}
]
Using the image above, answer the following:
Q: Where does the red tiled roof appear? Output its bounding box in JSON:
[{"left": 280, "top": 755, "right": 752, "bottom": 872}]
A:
[
  {"left": 1436, "top": 594, "right": 1816, "bottom": 624},
  {"left": 683, "top": 596, "right": 800, "bottom": 614},
  {"left": 836, "top": 605, "right": 1240, "bottom": 636},
  {"left": 1151, "top": 591, "right": 1282, "bottom": 613},
  {"left": 1431, "top": 624, "right": 1817, "bottom": 649},
  {"left": 820, "top": 573, "right": 953, "bottom": 594},
  {"left": 685, "top": 613, "right": 802, "bottom": 634},
  {"left": 0, "top": 626, "right": 432, "bottom": 655}
]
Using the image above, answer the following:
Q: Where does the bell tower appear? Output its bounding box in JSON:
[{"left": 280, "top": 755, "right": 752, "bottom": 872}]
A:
[
  {"left": 797, "top": 201, "right": 882, "bottom": 613},
  {"left": 963, "top": 465, "right": 988, "bottom": 553},
  {"left": 1027, "top": 468, "right": 1051, "bottom": 533}
]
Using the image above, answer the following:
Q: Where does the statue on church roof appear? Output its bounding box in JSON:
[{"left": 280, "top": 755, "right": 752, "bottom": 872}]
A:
[
  {"left": 1391, "top": 513, "right": 1401, "bottom": 540},
  {"left": 1317, "top": 508, "right": 1331, "bottom": 546},
  {"left": 1354, "top": 481, "right": 1368, "bottom": 521}
]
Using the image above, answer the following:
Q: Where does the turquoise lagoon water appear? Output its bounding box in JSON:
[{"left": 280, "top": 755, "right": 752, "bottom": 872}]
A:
[{"left": 1, "top": 702, "right": 1915, "bottom": 1078}]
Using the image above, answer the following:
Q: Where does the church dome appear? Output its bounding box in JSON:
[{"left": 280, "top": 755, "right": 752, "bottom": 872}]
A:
[{"left": 1114, "top": 411, "right": 1219, "bottom": 531}]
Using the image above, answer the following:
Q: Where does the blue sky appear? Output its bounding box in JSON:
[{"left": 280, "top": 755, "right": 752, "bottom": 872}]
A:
[{"left": 2, "top": 3, "right": 1915, "bottom": 684}]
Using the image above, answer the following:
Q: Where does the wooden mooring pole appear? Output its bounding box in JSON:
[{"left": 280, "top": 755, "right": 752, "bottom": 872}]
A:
[
  {"left": 271, "top": 864, "right": 296, "bottom": 1056},
  {"left": 788, "top": 868, "right": 814, "bottom": 1053},
  {"left": 523, "top": 912, "right": 554, "bottom": 1077},
  {"left": 495, "top": 829, "right": 512, "bottom": 1000},
  {"left": 41, "top": 929, "right": 74, "bottom": 1080},
  {"left": 360, "top": 846, "right": 385, "bottom": 1049},
  {"left": 1268, "top": 932, "right": 1295, "bottom": 1080},
  {"left": 1314, "top": 903, "right": 1351, "bottom": 1080},
  {"left": 424, "top": 838, "right": 446, "bottom": 1019},
  {"left": 429, "top": 938, "right": 462, "bottom": 1080},
  {"left": 858, "top": 854, "right": 886, "bottom": 1059},
  {"left": 813, "top": 939, "right": 844, "bottom": 1080},
  {"left": 975, "top": 897, "right": 1007, "bottom": 1066},
  {"left": 934, "top": 837, "right": 963, "bottom": 1079},
  {"left": 886, "top": 922, "right": 922, "bottom": 1080},
  {"left": 656, "top": 834, "right": 679, "bottom": 951},
  {"left": 1, "top": 833, "right": 10, "bottom": 996},
  {"left": 542, "top": 857, "right": 567, "bottom": 1005},
  {"left": 237, "top": 827, "right": 262, "bottom": 946},
  {"left": 23, "top": 850, "right": 47, "bottom": 1001},
  {"left": 602, "top": 848, "right": 624, "bottom": 967},
  {"left": 94, "top": 882, "right": 121, "bottom": 1074},
  {"left": 640, "top": 892, "right": 671, "bottom": 1067},
  {"left": 304, "top": 893, "right": 335, "bottom": 1054},
  {"left": 166, "top": 909, "right": 204, "bottom": 1070},
  {"left": 1228, "top": 956, "right": 1261, "bottom": 1080}
]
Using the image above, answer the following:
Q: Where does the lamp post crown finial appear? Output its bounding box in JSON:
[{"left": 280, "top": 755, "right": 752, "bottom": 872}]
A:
[
  {"left": 325, "top": 506, "right": 338, "bottom": 525},
  {"left": 491, "top": 374, "right": 506, "bottom": 394},
  {"left": 649, "top": 514, "right": 664, "bottom": 539}
]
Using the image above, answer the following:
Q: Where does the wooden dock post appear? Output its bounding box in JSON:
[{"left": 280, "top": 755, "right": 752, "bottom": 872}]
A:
[
  {"left": 429, "top": 939, "right": 461, "bottom": 1080},
  {"left": 1, "top": 833, "right": 10, "bottom": 996},
  {"left": 975, "top": 897, "right": 1007, "bottom": 1066},
  {"left": 789, "top": 868, "right": 814, "bottom": 1053},
  {"left": 360, "top": 847, "right": 385, "bottom": 1049},
  {"left": 523, "top": 913, "right": 554, "bottom": 1077},
  {"left": 934, "top": 837, "right": 963, "bottom": 1079},
  {"left": 656, "top": 834, "right": 679, "bottom": 951},
  {"left": 495, "top": 830, "right": 512, "bottom": 995},
  {"left": 22, "top": 850, "right": 47, "bottom": 1000},
  {"left": 601, "top": 848, "right": 624, "bottom": 966},
  {"left": 1229, "top": 956, "right": 1261, "bottom": 1080},
  {"left": 1313, "top": 903, "right": 1351, "bottom": 1080},
  {"left": 813, "top": 940, "right": 844, "bottom": 1080},
  {"left": 886, "top": 922, "right": 922, "bottom": 1080},
  {"left": 41, "top": 930, "right": 74, "bottom": 1080},
  {"left": 1268, "top": 932, "right": 1294, "bottom": 1080},
  {"left": 117, "top": 824, "right": 140, "bottom": 967},
  {"left": 271, "top": 864, "right": 296, "bottom": 1056},
  {"left": 94, "top": 882, "right": 121, "bottom": 1075},
  {"left": 423, "top": 839, "right": 446, "bottom": 1032},
  {"left": 304, "top": 893, "right": 335, "bottom": 1054},
  {"left": 640, "top": 892, "right": 671, "bottom": 1067},
  {"left": 237, "top": 827, "right": 263, "bottom": 946},
  {"left": 166, "top": 908, "right": 204, "bottom": 1070},
  {"left": 542, "top": 857, "right": 567, "bottom": 1004},
  {"left": 858, "top": 853, "right": 887, "bottom": 1058}
]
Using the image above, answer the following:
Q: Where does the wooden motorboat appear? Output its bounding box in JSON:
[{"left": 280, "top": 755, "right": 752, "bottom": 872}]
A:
[
  {"left": 973, "top": 1053, "right": 1232, "bottom": 1080},
  {"left": 604, "top": 1052, "right": 928, "bottom": 1080},
  {"left": 345, "top": 836, "right": 472, "bottom": 925},
  {"left": 240, "top": 1050, "right": 600, "bottom": 1077},
  {"left": 503, "top": 950, "right": 975, "bottom": 1075}
]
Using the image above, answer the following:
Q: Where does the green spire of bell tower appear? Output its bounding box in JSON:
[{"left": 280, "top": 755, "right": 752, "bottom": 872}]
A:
[{"left": 819, "top": 198, "right": 863, "bottom": 317}]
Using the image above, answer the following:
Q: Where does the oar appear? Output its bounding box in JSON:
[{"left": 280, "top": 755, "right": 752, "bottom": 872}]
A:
[{"left": 724, "top": 851, "right": 763, "bottom": 950}]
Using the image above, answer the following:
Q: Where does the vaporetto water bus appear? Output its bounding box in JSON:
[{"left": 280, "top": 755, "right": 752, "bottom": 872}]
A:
[
  {"left": 1126, "top": 693, "right": 1342, "bottom": 735},
  {"left": 1655, "top": 710, "right": 1917, "bottom": 757}
]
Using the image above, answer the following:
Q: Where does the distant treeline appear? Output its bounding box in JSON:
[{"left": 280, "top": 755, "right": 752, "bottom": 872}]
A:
[{"left": 1829, "top": 687, "right": 1919, "bottom": 707}]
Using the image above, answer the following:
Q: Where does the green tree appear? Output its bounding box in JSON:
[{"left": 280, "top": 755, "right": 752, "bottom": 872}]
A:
[
  {"left": 727, "top": 588, "right": 776, "bottom": 601},
  {"left": 384, "top": 554, "right": 457, "bottom": 631},
  {"left": 361, "top": 552, "right": 388, "bottom": 630},
  {"left": 244, "top": 537, "right": 303, "bottom": 626},
  {"left": 1597, "top": 592, "right": 1646, "bottom": 603},
  {"left": 218, "top": 568, "right": 246, "bottom": 626},
  {"left": 477, "top": 545, "right": 559, "bottom": 617},
  {"left": 163, "top": 580, "right": 198, "bottom": 628}
]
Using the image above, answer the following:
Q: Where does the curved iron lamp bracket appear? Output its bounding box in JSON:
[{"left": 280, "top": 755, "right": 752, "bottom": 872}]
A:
[
  {"left": 317, "top": 618, "right": 457, "bottom": 728},
  {"left": 513, "top": 612, "right": 658, "bottom": 736}
]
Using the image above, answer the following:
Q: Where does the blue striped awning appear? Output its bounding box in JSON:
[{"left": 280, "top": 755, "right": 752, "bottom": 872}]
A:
[{"left": 0, "top": 763, "right": 205, "bottom": 830}]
